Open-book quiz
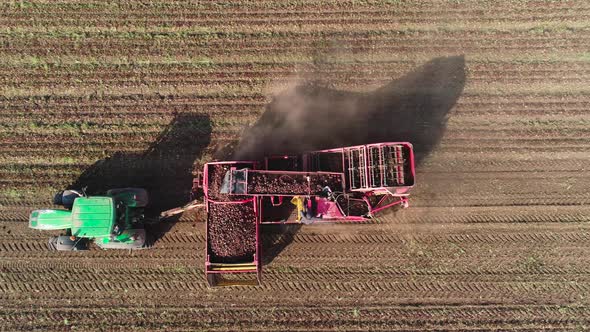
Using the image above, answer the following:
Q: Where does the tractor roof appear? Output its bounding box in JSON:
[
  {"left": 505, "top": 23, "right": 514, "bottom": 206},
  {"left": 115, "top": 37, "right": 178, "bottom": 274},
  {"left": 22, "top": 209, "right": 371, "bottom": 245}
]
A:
[{"left": 71, "top": 197, "right": 115, "bottom": 238}]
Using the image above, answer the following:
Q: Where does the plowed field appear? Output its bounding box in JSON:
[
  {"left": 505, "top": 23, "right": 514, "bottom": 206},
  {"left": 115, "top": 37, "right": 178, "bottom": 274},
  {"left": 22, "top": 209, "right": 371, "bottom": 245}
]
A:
[{"left": 1, "top": 1, "right": 590, "bottom": 331}]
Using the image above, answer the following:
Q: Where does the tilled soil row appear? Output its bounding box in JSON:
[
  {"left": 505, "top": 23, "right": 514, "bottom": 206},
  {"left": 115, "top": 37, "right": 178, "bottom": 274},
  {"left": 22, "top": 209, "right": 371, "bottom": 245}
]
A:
[
  {"left": 3, "top": 284, "right": 586, "bottom": 310},
  {"left": 1, "top": 302, "right": 590, "bottom": 331},
  {"left": 1, "top": 0, "right": 587, "bottom": 12},
  {"left": 5, "top": 32, "right": 589, "bottom": 46},
  {"left": 1, "top": 283, "right": 587, "bottom": 307},
  {"left": 4, "top": 36, "right": 589, "bottom": 57},
  {"left": 2, "top": 60, "right": 589, "bottom": 83},
  {"left": 3, "top": 7, "right": 590, "bottom": 26},
  {"left": 268, "top": 247, "right": 590, "bottom": 271},
  {"left": 5, "top": 262, "right": 590, "bottom": 285},
  {"left": 3, "top": 62, "right": 588, "bottom": 78},
  {"left": 7, "top": 122, "right": 590, "bottom": 145},
  {"left": 6, "top": 92, "right": 589, "bottom": 115},
  {"left": 0, "top": 132, "right": 234, "bottom": 147},
  {"left": 4, "top": 92, "right": 590, "bottom": 109},
  {"left": 4, "top": 13, "right": 590, "bottom": 29},
  {"left": 8, "top": 230, "right": 590, "bottom": 266},
  {"left": 1, "top": 279, "right": 588, "bottom": 303},
  {"left": 5, "top": 72, "right": 588, "bottom": 90}
]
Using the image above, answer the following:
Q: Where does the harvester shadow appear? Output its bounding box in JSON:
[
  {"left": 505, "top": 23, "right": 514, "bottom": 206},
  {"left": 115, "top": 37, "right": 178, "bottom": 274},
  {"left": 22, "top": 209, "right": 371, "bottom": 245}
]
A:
[
  {"left": 71, "top": 113, "right": 212, "bottom": 246},
  {"left": 232, "top": 55, "right": 466, "bottom": 266},
  {"left": 233, "top": 55, "right": 466, "bottom": 166},
  {"left": 260, "top": 224, "right": 302, "bottom": 265}
]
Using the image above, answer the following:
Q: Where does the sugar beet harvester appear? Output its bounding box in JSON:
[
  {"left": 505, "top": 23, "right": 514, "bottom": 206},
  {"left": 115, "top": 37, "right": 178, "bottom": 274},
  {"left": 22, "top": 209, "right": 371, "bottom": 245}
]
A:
[{"left": 200, "top": 142, "right": 415, "bottom": 286}]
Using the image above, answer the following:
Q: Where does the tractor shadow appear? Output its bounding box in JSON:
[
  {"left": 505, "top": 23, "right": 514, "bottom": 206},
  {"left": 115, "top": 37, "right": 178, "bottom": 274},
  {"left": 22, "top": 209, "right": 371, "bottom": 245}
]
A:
[
  {"left": 70, "top": 113, "right": 212, "bottom": 245},
  {"left": 233, "top": 55, "right": 466, "bottom": 266}
]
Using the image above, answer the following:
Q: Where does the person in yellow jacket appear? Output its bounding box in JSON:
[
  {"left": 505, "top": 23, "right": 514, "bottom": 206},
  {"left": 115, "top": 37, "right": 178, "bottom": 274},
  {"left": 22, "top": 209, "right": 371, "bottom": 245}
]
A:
[
  {"left": 291, "top": 196, "right": 319, "bottom": 224},
  {"left": 291, "top": 196, "right": 305, "bottom": 222}
]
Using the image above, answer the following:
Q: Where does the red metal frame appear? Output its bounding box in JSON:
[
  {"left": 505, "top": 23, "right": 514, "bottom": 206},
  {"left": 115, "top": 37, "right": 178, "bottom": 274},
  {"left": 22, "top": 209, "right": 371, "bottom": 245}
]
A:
[
  {"left": 200, "top": 142, "right": 415, "bottom": 286},
  {"left": 312, "top": 142, "right": 415, "bottom": 195}
]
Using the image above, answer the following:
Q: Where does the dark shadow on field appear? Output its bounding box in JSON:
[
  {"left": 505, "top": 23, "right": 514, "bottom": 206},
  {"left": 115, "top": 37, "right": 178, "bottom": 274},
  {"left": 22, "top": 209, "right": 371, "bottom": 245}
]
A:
[
  {"left": 70, "top": 113, "right": 211, "bottom": 245},
  {"left": 231, "top": 56, "right": 466, "bottom": 266},
  {"left": 233, "top": 55, "right": 466, "bottom": 166},
  {"left": 260, "top": 224, "right": 302, "bottom": 265}
]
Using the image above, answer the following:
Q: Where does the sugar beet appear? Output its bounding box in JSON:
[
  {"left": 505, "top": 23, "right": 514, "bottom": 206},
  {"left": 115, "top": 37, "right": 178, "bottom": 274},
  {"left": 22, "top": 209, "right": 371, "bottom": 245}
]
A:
[
  {"left": 247, "top": 171, "right": 343, "bottom": 195},
  {"left": 208, "top": 202, "right": 256, "bottom": 263}
]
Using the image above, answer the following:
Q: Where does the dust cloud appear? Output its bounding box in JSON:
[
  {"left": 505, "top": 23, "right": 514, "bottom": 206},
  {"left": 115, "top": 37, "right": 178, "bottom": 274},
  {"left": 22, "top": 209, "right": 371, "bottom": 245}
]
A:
[{"left": 232, "top": 56, "right": 466, "bottom": 166}]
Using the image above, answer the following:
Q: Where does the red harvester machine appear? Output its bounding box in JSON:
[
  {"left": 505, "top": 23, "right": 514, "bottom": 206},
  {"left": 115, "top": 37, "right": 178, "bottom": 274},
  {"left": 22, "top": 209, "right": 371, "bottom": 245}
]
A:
[{"left": 196, "top": 142, "right": 415, "bottom": 286}]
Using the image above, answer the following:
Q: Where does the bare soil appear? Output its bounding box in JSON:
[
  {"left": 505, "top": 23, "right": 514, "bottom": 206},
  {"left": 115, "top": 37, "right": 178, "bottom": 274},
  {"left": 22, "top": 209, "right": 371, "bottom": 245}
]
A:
[{"left": 1, "top": 1, "right": 590, "bottom": 331}]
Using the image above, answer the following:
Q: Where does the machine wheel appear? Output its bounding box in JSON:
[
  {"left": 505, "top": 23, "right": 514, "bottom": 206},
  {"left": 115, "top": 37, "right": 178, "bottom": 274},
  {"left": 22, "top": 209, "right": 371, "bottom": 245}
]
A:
[
  {"left": 47, "top": 237, "right": 57, "bottom": 250},
  {"left": 48, "top": 236, "right": 89, "bottom": 251},
  {"left": 53, "top": 189, "right": 83, "bottom": 210},
  {"left": 207, "top": 273, "right": 218, "bottom": 287},
  {"left": 142, "top": 231, "right": 155, "bottom": 248},
  {"left": 106, "top": 188, "right": 149, "bottom": 207},
  {"left": 94, "top": 229, "right": 147, "bottom": 250}
]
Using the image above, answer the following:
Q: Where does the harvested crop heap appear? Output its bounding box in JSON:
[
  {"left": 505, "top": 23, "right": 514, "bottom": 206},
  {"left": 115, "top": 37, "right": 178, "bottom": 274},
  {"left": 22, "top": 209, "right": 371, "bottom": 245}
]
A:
[
  {"left": 248, "top": 172, "right": 343, "bottom": 195},
  {"left": 208, "top": 202, "right": 256, "bottom": 262},
  {"left": 208, "top": 164, "right": 250, "bottom": 201},
  {"left": 208, "top": 164, "right": 230, "bottom": 201}
]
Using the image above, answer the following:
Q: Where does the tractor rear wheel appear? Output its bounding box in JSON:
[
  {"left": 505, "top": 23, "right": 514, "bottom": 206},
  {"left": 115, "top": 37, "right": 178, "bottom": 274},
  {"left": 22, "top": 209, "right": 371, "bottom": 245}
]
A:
[
  {"left": 47, "top": 237, "right": 58, "bottom": 250},
  {"left": 143, "top": 231, "right": 155, "bottom": 248},
  {"left": 106, "top": 188, "right": 149, "bottom": 207}
]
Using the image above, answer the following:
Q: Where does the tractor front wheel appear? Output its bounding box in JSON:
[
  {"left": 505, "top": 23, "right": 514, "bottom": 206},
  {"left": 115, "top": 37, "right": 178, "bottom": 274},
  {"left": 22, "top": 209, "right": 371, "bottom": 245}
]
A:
[{"left": 47, "top": 236, "right": 89, "bottom": 251}]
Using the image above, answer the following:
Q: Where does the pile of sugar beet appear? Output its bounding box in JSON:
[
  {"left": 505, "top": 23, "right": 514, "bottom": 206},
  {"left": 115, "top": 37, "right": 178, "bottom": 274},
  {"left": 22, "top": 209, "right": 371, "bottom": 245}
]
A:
[{"left": 248, "top": 172, "right": 342, "bottom": 195}]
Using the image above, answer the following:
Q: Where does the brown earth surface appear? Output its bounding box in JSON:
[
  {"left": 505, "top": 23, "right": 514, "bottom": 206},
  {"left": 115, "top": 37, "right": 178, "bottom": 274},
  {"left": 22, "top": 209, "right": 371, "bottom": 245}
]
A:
[{"left": 1, "top": 0, "right": 590, "bottom": 331}]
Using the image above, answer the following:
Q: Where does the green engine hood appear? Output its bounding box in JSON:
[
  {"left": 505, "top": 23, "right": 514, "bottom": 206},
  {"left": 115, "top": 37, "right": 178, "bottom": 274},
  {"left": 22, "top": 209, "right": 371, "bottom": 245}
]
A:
[
  {"left": 29, "top": 209, "right": 73, "bottom": 230},
  {"left": 29, "top": 197, "right": 116, "bottom": 238}
]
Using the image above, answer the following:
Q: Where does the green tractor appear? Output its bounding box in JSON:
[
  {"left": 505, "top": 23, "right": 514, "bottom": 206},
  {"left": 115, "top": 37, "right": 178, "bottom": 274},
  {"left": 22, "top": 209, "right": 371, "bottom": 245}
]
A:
[{"left": 29, "top": 188, "right": 151, "bottom": 251}]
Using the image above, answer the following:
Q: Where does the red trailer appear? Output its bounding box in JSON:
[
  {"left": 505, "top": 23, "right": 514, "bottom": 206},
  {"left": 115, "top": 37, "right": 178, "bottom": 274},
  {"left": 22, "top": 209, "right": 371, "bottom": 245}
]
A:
[
  {"left": 202, "top": 161, "right": 261, "bottom": 286},
  {"left": 198, "top": 142, "right": 415, "bottom": 286}
]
